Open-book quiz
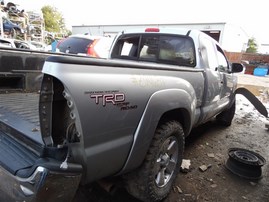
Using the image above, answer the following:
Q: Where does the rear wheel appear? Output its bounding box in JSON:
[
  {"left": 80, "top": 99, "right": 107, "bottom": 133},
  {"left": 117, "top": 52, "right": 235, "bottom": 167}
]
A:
[
  {"left": 125, "top": 121, "right": 184, "bottom": 202},
  {"left": 216, "top": 99, "right": 236, "bottom": 126}
]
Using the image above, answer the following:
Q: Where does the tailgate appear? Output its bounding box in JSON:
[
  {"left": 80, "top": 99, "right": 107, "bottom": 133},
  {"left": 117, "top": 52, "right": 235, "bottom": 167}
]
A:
[{"left": 0, "top": 130, "right": 39, "bottom": 176}]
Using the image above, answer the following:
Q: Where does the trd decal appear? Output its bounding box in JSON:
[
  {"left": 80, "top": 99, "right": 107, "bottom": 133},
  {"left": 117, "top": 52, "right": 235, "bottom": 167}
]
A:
[
  {"left": 90, "top": 93, "right": 125, "bottom": 106},
  {"left": 85, "top": 90, "right": 137, "bottom": 110},
  {"left": 85, "top": 90, "right": 125, "bottom": 107}
]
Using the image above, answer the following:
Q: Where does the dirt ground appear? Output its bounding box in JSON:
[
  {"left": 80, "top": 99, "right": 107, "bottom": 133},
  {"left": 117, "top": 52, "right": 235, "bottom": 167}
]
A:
[{"left": 75, "top": 74, "right": 269, "bottom": 202}]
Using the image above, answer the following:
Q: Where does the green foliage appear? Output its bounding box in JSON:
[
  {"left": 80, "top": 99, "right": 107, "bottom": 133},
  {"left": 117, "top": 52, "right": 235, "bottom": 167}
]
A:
[
  {"left": 246, "top": 37, "right": 258, "bottom": 53},
  {"left": 66, "top": 30, "right": 72, "bottom": 36},
  {"left": 41, "top": 5, "right": 65, "bottom": 33}
]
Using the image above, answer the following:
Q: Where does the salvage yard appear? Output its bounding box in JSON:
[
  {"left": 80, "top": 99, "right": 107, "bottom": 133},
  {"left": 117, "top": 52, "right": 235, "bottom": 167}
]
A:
[{"left": 76, "top": 74, "right": 269, "bottom": 202}]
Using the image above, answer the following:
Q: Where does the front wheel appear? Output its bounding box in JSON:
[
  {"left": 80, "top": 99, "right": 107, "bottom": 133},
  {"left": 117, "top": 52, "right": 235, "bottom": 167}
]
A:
[{"left": 125, "top": 120, "right": 185, "bottom": 202}]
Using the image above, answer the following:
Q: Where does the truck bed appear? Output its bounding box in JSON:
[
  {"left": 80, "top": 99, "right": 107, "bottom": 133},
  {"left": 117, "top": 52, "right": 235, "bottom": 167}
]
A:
[
  {"left": 0, "top": 92, "right": 45, "bottom": 178},
  {"left": 0, "top": 92, "right": 43, "bottom": 145}
]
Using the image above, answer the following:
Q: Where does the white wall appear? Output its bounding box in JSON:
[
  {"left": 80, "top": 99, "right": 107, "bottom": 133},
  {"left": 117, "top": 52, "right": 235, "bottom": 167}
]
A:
[
  {"left": 72, "top": 23, "right": 227, "bottom": 36},
  {"left": 258, "top": 44, "right": 269, "bottom": 54},
  {"left": 221, "top": 24, "right": 249, "bottom": 52},
  {"left": 72, "top": 23, "right": 249, "bottom": 53}
]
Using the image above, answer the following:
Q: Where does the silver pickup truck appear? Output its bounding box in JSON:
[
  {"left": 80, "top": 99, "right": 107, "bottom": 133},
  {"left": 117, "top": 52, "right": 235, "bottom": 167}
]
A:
[{"left": 0, "top": 27, "right": 266, "bottom": 202}]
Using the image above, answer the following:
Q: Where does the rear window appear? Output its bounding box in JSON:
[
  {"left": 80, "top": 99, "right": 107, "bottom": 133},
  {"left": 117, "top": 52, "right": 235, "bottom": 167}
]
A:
[
  {"left": 111, "top": 34, "right": 196, "bottom": 67},
  {"left": 58, "top": 37, "right": 93, "bottom": 54}
]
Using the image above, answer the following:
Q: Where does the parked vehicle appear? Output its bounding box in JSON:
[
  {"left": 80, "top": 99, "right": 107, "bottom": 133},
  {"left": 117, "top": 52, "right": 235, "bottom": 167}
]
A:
[
  {"left": 0, "top": 36, "right": 16, "bottom": 48},
  {"left": 13, "top": 39, "right": 40, "bottom": 50},
  {"left": 29, "top": 41, "right": 50, "bottom": 51},
  {"left": 0, "top": 27, "right": 266, "bottom": 202},
  {"left": 57, "top": 34, "right": 114, "bottom": 58},
  {"left": 2, "top": 16, "right": 24, "bottom": 37},
  {"left": 0, "top": 37, "right": 44, "bottom": 50}
]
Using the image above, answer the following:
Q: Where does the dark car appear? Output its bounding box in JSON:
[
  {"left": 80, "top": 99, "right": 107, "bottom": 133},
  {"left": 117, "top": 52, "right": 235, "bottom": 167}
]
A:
[{"left": 57, "top": 34, "right": 114, "bottom": 58}]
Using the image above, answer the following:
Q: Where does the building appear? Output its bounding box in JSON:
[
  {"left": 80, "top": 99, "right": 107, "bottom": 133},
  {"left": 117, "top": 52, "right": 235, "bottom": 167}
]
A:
[{"left": 72, "top": 22, "right": 249, "bottom": 53}]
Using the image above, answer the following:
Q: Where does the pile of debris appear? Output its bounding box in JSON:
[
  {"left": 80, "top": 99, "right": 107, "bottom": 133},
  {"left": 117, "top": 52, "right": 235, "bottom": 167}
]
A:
[{"left": 0, "top": 1, "right": 45, "bottom": 43}]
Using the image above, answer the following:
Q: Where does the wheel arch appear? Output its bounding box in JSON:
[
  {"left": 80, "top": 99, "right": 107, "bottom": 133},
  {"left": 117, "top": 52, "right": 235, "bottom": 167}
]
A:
[
  {"left": 39, "top": 74, "right": 86, "bottom": 171},
  {"left": 158, "top": 108, "right": 191, "bottom": 137},
  {"left": 119, "top": 89, "right": 195, "bottom": 174}
]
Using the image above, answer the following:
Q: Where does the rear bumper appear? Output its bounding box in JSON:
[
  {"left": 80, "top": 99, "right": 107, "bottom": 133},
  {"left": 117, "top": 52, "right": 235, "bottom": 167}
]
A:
[{"left": 0, "top": 165, "right": 82, "bottom": 201}]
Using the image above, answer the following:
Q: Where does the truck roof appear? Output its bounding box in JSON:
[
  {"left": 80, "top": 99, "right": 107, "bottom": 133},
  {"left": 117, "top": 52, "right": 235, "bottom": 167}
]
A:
[
  {"left": 120, "top": 27, "right": 201, "bottom": 36},
  {"left": 118, "top": 27, "right": 219, "bottom": 46}
]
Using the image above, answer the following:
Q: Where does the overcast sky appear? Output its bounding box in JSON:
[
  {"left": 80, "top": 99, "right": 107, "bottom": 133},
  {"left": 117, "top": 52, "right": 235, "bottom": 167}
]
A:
[{"left": 11, "top": 0, "right": 269, "bottom": 45}]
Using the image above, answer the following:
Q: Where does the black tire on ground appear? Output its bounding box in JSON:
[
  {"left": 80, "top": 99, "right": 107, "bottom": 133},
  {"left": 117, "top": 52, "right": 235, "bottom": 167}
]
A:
[
  {"left": 125, "top": 121, "right": 185, "bottom": 202},
  {"left": 216, "top": 99, "right": 236, "bottom": 126}
]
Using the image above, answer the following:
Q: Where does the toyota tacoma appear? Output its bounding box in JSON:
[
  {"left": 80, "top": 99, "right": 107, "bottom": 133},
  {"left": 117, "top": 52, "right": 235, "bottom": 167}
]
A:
[{"left": 0, "top": 27, "right": 266, "bottom": 202}]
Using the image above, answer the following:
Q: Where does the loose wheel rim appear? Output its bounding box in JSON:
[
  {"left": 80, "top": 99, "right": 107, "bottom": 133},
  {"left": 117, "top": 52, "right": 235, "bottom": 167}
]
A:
[
  {"left": 233, "top": 150, "right": 259, "bottom": 163},
  {"left": 228, "top": 148, "right": 266, "bottom": 166},
  {"left": 226, "top": 148, "right": 266, "bottom": 180},
  {"left": 155, "top": 136, "right": 178, "bottom": 188}
]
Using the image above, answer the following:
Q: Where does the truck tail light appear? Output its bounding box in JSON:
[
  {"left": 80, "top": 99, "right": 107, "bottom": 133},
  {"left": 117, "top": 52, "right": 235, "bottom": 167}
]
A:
[
  {"left": 145, "top": 28, "right": 160, "bottom": 32},
  {"left": 87, "top": 39, "right": 100, "bottom": 58}
]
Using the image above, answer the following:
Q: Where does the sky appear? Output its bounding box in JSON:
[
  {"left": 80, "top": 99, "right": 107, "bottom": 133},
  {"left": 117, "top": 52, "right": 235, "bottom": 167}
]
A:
[{"left": 9, "top": 0, "right": 269, "bottom": 50}]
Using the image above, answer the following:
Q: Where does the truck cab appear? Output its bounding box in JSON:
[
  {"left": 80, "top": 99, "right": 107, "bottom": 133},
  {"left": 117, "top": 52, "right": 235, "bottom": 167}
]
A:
[{"left": 110, "top": 27, "right": 240, "bottom": 126}]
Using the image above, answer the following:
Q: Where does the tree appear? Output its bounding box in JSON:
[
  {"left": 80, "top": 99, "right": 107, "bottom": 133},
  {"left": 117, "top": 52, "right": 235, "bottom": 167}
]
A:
[
  {"left": 41, "top": 5, "right": 66, "bottom": 33},
  {"left": 246, "top": 37, "right": 258, "bottom": 53}
]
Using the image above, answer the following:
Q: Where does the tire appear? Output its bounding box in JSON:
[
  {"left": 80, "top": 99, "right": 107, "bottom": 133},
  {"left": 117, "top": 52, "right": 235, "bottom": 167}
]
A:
[
  {"left": 216, "top": 99, "right": 236, "bottom": 126},
  {"left": 125, "top": 121, "right": 185, "bottom": 202}
]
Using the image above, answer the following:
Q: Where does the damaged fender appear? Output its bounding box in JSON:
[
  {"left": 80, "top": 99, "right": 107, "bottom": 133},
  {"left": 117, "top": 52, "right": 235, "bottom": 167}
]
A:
[{"left": 235, "top": 87, "right": 268, "bottom": 118}]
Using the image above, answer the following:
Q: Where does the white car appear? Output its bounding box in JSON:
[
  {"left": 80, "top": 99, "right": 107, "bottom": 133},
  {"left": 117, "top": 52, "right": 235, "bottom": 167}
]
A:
[
  {"left": 0, "top": 37, "right": 16, "bottom": 48},
  {"left": 57, "top": 34, "right": 114, "bottom": 58},
  {"left": 29, "top": 41, "right": 49, "bottom": 51}
]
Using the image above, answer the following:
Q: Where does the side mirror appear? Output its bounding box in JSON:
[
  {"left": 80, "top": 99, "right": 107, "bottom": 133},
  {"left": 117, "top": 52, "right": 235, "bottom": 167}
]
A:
[{"left": 231, "top": 63, "right": 244, "bottom": 73}]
